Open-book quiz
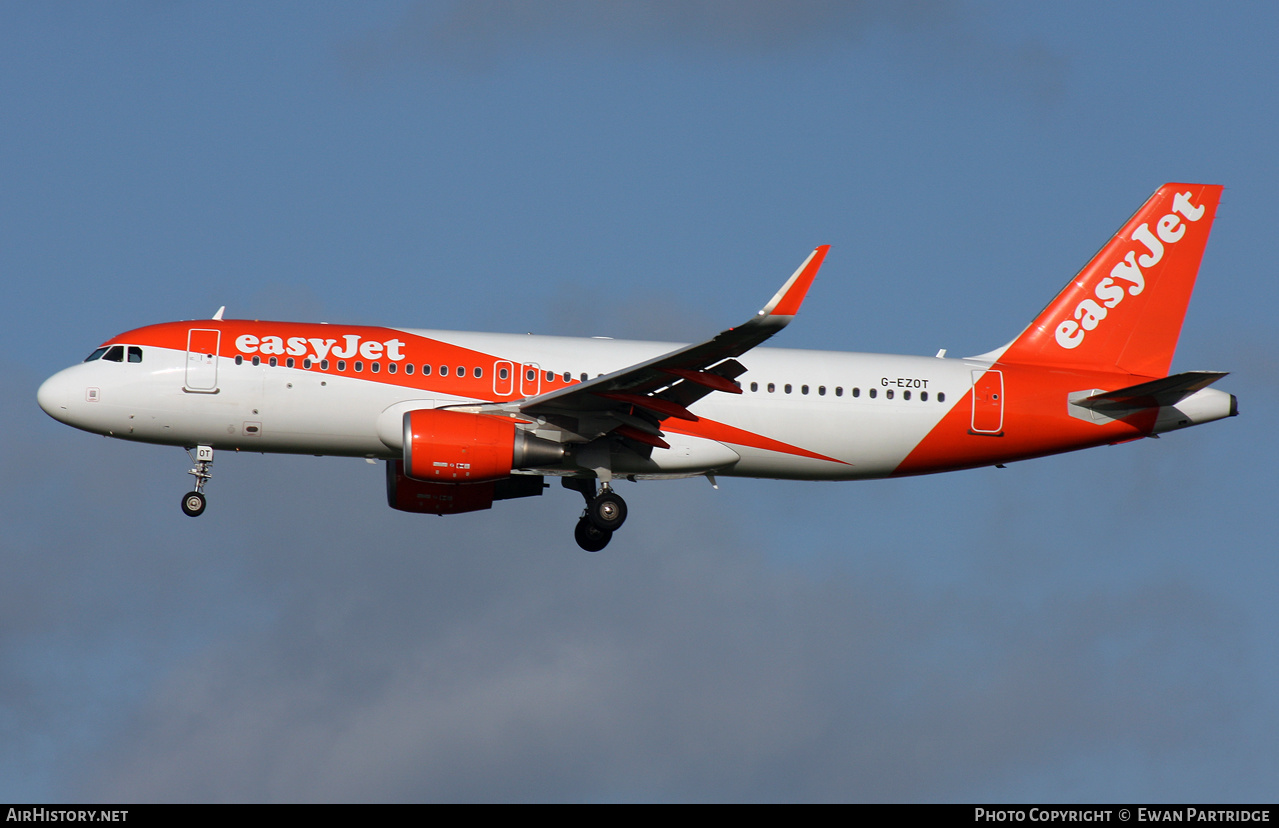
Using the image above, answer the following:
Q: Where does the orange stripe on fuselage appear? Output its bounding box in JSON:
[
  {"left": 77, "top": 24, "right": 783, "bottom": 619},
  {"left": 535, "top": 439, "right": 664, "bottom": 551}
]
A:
[{"left": 107, "top": 320, "right": 570, "bottom": 401}]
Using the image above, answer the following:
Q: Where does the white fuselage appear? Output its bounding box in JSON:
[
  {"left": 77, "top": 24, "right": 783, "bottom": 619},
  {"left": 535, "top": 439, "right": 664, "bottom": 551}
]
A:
[{"left": 38, "top": 328, "right": 983, "bottom": 481}]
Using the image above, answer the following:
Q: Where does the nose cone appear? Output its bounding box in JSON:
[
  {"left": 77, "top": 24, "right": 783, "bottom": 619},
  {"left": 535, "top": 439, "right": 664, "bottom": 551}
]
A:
[{"left": 37, "top": 368, "right": 76, "bottom": 424}]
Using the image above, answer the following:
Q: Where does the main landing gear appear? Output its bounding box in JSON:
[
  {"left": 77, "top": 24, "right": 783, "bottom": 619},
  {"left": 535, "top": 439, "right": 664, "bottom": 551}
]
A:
[
  {"left": 181, "top": 445, "right": 213, "bottom": 517},
  {"left": 563, "top": 478, "right": 629, "bottom": 552}
]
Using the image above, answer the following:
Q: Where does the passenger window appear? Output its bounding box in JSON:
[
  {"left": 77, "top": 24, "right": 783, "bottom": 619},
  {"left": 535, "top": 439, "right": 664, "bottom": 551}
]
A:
[
  {"left": 127, "top": 347, "right": 143, "bottom": 363},
  {"left": 938, "top": 392, "right": 946, "bottom": 403},
  {"left": 84, "top": 347, "right": 109, "bottom": 362},
  {"left": 269, "top": 357, "right": 278, "bottom": 367},
  {"left": 422, "top": 364, "right": 431, "bottom": 376},
  {"left": 404, "top": 363, "right": 414, "bottom": 375},
  {"left": 235, "top": 355, "right": 244, "bottom": 365},
  {"left": 836, "top": 387, "right": 843, "bottom": 397},
  {"left": 457, "top": 366, "right": 466, "bottom": 378},
  {"left": 371, "top": 362, "right": 380, "bottom": 373},
  {"left": 286, "top": 357, "right": 295, "bottom": 368},
  {"left": 784, "top": 384, "right": 792, "bottom": 394},
  {"left": 499, "top": 367, "right": 508, "bottom": 380},
  {"left": 525, "top": 369, "right": 535, "bottom": 382},
  {"left": 545, "top": 370, "right": 554, "bottom": 382},
  {"left": 818, "top": 386, "right": 826, "bottom": 396},
  {"left": 387, "top": 362, "right": 397, "bottom": 374},
  {"left": 337, "top": 360, "right": 346, "bottom": 371},
  {"left": 852, "top": 387, "right": 860, "bottom": 398},
  {"left": 321, "top": 360, "right": 330, "bottom": 370},
  {"left": 921, "top": 391, "right": 928, "bottom": 401},
  {"left": 868, "top": 388, "right": 876, "bottom": 398},
  {"left": 440, "top": 366, "right": 449, "bottom": 377},
  {"left": 767, "top": 383, "right": 775, "bottom": 393},
  {"left": 801, "top": 385, "right": 809, "bottom": 395},
  {"left": 252, "top": 356, "right": 261, "bottom": 366},
  {"left": 474, "top": 367, "right": 482, "bottom": 379},
  {"left": 303, "top": 358, "right": 312, "bottom": 369},
  {"left": 750, "top": 382, "right": 758, "bottom": 392},
  {"left": 103, "top": 346, "right": 124, "bottom": 363},
  {"left": 580, "top": 373, "right": 588, "bottom": 382},
  {"left": 354, "top": 361, "right": 363, "bottom": 372},
  {"left": 886, "top": 389, "right": 894, "bottom": 399},
  {"left": 563, "top": 372, "right": 571, "bottom": 382}
]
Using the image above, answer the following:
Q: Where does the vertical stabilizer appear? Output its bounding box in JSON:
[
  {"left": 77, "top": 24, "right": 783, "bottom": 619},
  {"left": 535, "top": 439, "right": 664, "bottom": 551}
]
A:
[{"left": 998, "top": 183, "right": 1222, "bottom": 378}]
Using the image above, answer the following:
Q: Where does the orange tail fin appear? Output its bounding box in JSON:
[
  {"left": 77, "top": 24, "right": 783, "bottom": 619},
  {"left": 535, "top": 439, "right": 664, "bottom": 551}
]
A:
[{"left": 998, "top": 183, "right": 1222, "bottom": 378}]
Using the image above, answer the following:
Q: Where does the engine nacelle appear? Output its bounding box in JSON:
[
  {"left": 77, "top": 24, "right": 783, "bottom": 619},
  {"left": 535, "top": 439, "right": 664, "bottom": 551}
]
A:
[
  {"left": 402, "top": 408, "right": 563, "bottom": 483},
  {"left": 386, "top": 460, "right": 546, "bottom": 515}
]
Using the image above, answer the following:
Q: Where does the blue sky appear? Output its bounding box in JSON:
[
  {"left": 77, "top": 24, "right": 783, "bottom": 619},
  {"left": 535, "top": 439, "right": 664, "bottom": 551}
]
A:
[{"left": 3, "top": 1, "right": 1277, "bottom": 802}]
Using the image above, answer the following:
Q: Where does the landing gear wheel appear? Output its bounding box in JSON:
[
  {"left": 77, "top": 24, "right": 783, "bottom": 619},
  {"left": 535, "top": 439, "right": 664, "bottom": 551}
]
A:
[
  {"left": 182, "top": 446, "right": 213, "bottom": 517},
  {"left": 575, "top": 517, "right": 612, "bottom": 552},
  {"left": 587, "top": 490, "right": 627, "bottom": 532},
  {"left": 181, "top": 491, "right": 206, "bottom": 517}
]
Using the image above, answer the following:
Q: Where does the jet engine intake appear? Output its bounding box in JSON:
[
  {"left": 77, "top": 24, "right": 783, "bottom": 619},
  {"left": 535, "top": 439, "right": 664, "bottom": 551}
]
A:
[{"left": 402, "top": 408, "right": 563, "bottom": 483}]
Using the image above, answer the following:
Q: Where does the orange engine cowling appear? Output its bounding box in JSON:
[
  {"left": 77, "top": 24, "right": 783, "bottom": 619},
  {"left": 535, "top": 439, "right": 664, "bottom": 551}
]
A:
[{"left": 402, "top": 408, "right": 563, "bottom": 483}]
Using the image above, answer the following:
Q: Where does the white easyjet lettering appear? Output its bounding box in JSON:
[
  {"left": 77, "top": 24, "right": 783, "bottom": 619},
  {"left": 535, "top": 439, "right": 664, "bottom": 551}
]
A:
[
  {"left": 1074, "top": 298, "right": 1107, "bottom": 330},
  {"left": 308, "top": 338, "right": 337, "bottom": 360},
  {"left": 331, "top": 334, "right": 360, "bottom": 359},
  {"left": 1157, "top": 213, "right": 1185, "bottom": 243},
  {"left": 1172, "top": 191, "right": 1205, "bottom": 221},
  {"left": 1094, "top": 277, "right": 1125, "bottom": 308},
  {"left": 258, "top": 336, "right": 286, "bottom": 355},
  {"left": 1132, "top": 223, "right": 1165, "bottom": 268},
  {"left": 237, "top": 333, "right": 406, "bottom": 362},
  {"left": 1055, "top": 190, "right": 1204, "bottom": 350},
  {"left": 1109, "top": 250, "right": 1147, "bottom": 295}
]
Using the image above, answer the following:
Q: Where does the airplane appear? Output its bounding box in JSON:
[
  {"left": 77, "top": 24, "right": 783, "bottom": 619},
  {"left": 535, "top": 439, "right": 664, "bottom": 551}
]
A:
[{"left": 37, "top": 183, "right": 1236, "bottom": 551}]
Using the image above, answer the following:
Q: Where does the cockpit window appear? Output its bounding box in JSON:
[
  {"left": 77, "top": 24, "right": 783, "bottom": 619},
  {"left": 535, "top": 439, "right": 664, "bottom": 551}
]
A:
[
  {"left": 127, "top": 346, "right": 143, "bottom": 363},
  {"left": 102, "top": 345, "right": 125, "bottom": 363},
  {"left": 84, "top": 347, "right": 109, "bottom": 362}
]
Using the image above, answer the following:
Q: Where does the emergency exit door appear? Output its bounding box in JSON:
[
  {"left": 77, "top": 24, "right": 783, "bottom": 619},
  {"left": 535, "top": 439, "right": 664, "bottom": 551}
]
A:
[{"left": 970, "top": 369, "right": 1004, "bottom": 434}]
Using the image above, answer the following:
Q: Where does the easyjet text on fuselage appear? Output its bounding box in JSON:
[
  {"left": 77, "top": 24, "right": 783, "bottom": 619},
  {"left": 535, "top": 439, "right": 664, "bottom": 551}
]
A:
[{"left": 234, "top": 333, "right": 407, "bottom": 363}]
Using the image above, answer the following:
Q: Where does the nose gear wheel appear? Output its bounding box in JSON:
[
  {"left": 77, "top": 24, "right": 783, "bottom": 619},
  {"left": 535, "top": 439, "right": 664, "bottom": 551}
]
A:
[
  {"left": 181, "top": 491, "right": 206, "bottom": 517},
  {"left": 181, "top": 445, "right": 214, "bottom": 517}
]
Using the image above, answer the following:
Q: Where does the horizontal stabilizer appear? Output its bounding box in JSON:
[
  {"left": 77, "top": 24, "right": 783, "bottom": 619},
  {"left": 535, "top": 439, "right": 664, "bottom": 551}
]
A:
[{"left": 1076, "top": 371, "right": 1229, "bottom": 412}]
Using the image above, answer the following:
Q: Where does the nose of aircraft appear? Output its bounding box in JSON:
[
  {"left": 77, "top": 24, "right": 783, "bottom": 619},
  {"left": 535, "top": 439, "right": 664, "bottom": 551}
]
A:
[{"left": 37, "top": 369, "right": 76, "bottom": 423}]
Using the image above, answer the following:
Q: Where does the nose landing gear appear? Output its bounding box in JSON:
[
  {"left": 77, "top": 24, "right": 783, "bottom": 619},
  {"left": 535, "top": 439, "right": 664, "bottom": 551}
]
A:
[{"left": 181, "top": 445, "right": 213, "bottom": 517}]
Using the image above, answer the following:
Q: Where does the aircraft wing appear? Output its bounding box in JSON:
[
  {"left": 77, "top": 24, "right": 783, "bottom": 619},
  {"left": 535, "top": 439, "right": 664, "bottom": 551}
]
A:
[{"left": 481, "top": 246, "right": 829, "bottom": 448}]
